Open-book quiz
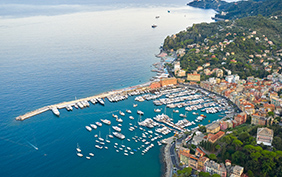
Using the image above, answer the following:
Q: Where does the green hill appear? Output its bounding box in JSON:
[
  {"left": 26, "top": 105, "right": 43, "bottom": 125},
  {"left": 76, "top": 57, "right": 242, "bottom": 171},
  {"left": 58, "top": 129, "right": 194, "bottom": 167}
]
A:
[{"left": 163, "top": 16, "right": 282, "bottom": 79}]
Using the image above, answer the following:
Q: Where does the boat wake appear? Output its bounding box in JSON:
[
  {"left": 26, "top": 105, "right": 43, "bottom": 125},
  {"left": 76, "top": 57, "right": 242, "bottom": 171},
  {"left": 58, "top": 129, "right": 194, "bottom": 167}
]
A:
[{"left": 26, "top": 141, "right": 38, "bottom": 150}]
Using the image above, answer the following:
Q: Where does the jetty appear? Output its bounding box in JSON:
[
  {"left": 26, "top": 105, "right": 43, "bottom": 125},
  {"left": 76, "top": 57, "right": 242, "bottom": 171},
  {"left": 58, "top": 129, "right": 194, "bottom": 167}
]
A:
[
  {"left": 15, "top": 82, "right": 151, "bottom": 121},
  {"left": 16, "top": 91, "right": 114, "bottom": 121}
]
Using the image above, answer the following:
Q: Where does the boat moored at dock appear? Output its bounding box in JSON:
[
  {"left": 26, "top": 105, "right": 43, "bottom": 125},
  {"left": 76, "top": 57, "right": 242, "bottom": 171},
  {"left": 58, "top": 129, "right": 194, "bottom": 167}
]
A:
[{"left": 51, "top": 107, "right": 60, "bottom": 116}]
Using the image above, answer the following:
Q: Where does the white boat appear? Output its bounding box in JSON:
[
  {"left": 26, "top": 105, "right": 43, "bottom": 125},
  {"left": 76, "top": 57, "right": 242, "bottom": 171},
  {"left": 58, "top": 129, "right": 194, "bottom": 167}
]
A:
[
  {"left": 95, "top": 145, "right": 103, "bottom": 149},
  {"left": 173, "top": 109, "right": 179, "bottom": 113},
  {"left": 118, "top": 124, "right": 122, "bottom": 127},
  {"left": 116, "top": 118, "right": 123, "bottom": 123},
  {"left": 90, "top": 124, "right": 97, "bottom": 129},
  {"left": 113, "top": 132, "right": 125, "bottom": 140},
  {"left": 108, "top": 128, "right": 114, "bottom": 139},
  {"left": 96, "top": 122, "right": 102, "bottom": 127},
  {"left": 89, "top": 153, "right": 94, "bottom": 157},
  {"left": 154, "top": 109, "right": 161, "bottom": 113},
  {"left": 51, "top": 107, "right": 60, "bottom": 116},
  {"left": 112, "top": 126, "right": 121, "bottom": 132},
  {"left": 98, "top": 131, "right": 104, "bottom": 141},
  {"left": 130, "top": 152, "right": 134, "bottom": 154},
  {"left": 137, "top": 110, "right": 144, "bottom": 115},
  {"left": 124, "top": 153, "right": 128, "bottom": 156},
  {"left": 85, "top": 126, "right": 92, "bottom": 132},
  {"left": 119, "top": 111, "right": 125, "bottom": 116},
  {"left": 76, "top": 144, "right": 82, "bottom": 152},
  {"left": 77, "top": 153, "right": 83, "bottom": 157},
  {"left": 112, "top": 114, "right": 118, "bottom": 118},
  {"left": 129, "top": 116, "right": 134, "bottom": 120},
  {"left": 126, "top": 110, "right": 132, "bottom": 114},
  {"left": 105, "top": 146, "right": 108, "bottom": 149},
  {"left": 101, "top": 119, "right": 111, "bottom": 125},
  {"left": 97, "top": 98, "right": 105, "bottom": 105},
  {"left": 116, "top": 150, "right": 119, "bottom": 152},
  {"left": 86, "top": 156, "right": 90, "bottom": 160},
  {"left": 133, "top": 104, "right": 138, "bottom": 107}
]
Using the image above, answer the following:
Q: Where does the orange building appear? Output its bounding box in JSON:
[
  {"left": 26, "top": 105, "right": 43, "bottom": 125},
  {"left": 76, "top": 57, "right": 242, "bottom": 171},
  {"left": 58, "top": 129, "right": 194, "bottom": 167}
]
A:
[
  {"left": 207, "top": 131, "right": 225, "bottom": 143},
  {"left": 234, "top": 112, "right": 247, "bottom": 125},
  {"left": 149, "top": 82, "right": 161, "bottom": 89},
  {"left": 263, "top": 103, "right": 275, "bottom": 112},
  {"left": 160, "top": 77, "right": 177, "bottom": 87}
]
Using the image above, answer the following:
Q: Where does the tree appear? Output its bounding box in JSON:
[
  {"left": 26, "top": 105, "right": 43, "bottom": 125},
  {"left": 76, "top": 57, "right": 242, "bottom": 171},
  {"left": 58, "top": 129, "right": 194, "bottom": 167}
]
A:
[
  {"left": 211, "top": 174, "right": 221, "bottom": 177},
  {"left": 268, "top": 111, "right": 275, "bottom": 117},
  {"left": 233, "top": 139, "right": 243, "bottom": 150},
  {"left": 215, "top": 145, "right": 221, "bottom": 150},
  {"left": 199, "top": 172, "right": 211, "bottom": 177},
  {"left": 247, "top": 170, "right": 254, "bottom": 177},
  {"left": 232, "top": 151, "right": 246, "bottom": 164},
  {"left": 209, "top": 153, "right": 217, "bottom": 160},
  {"left": 238, "top": 132, "right": 250, "bottom": 142}
]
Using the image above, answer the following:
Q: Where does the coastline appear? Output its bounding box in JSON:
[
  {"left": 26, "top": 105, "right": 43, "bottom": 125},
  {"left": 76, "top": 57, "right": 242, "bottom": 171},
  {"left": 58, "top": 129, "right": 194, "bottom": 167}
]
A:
[{"left": 162, "top": 136, "right": 174, "bottom": 177}]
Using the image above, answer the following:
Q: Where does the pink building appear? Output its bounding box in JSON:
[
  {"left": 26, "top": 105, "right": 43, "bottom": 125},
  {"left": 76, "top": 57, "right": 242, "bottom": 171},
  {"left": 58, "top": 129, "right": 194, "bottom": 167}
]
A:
[{"left": 220, "top": 121, "right": 228, "bottom": 130}]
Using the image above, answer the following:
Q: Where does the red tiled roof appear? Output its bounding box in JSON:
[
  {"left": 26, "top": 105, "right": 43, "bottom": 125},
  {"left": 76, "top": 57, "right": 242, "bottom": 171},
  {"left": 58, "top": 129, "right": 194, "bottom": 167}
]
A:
[
  {"left": 208, "top": 131, "right": 225, "bottom": 142},
  {"left": 196, "top": 148, "right": 205, "bottom": 156}
]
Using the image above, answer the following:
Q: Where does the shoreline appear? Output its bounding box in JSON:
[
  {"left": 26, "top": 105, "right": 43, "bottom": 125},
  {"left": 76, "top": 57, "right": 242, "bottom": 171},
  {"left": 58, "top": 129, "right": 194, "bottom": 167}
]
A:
[{"left": 162, "top": 136, "right": 174, "bottom": 177}]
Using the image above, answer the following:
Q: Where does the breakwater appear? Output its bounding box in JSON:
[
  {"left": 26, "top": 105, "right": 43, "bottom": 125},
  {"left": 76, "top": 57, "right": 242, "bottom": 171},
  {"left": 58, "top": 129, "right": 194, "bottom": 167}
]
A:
[{"left": 16, "top": 82, "right": 151, "bottom": 121}]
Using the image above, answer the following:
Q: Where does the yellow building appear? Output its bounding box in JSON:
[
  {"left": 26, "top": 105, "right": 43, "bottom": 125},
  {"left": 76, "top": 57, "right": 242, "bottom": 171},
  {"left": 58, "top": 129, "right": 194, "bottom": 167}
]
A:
[
  {"left": 206, "top": 122, "right": 220, "bottom": 134},
  {"left": 187, "top": 74, "right": 200, "bottom": 82}
]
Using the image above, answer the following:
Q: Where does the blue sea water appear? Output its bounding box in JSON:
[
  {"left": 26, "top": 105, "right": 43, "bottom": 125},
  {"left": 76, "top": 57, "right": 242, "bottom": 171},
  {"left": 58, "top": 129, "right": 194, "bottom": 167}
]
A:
[{"left": 0, "top": 1, "right": 218, "bottom": 177}]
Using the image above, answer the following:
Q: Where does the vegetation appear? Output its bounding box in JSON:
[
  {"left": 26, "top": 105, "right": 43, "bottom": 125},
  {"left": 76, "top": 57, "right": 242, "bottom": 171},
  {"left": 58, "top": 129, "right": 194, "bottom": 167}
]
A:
[
  {"left": 199, "top": 172, "right": 221, "bottom": 177},
  {"left": 210, "top": 124, "right": 282, "bottom": 176},
  {"left": 176, "top": 167, "right": 192, "bottom": 177},
  {"left": 188, "top": 0, "right": 282, "bottom": 20},
  {"left": 199, "top": 140, "right": 219, "bottom": 152},
  {"left": 163, "top": 15, "right": 282, "bottom": 79}
]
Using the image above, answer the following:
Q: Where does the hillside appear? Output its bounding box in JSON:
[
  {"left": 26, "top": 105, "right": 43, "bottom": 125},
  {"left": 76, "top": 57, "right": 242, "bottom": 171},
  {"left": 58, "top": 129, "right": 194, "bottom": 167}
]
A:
[
  {"left": 163, "top": 16, "right": 282, "bottom": 79},
  {"left": 188, "top": 0, "right": 282, "bottom": 20}
]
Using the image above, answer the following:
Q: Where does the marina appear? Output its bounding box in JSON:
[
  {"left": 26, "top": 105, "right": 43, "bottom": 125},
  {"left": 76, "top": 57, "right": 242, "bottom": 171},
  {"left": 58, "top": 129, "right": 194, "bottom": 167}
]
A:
[{"left": 0, "top": 3, "right": 218, "bottom": 177}]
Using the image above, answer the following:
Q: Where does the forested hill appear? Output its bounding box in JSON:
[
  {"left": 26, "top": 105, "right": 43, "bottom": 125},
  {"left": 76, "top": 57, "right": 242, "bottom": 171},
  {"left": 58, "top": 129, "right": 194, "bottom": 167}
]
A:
[
  {"left": 163, "top": 16, "right": 282, "bottom": 79},
  {"left": 188, "top": 0, "right": 282, "bottom": 20},
  {"left": 187, "top": 0, "right": 232, "bottom": 12}
]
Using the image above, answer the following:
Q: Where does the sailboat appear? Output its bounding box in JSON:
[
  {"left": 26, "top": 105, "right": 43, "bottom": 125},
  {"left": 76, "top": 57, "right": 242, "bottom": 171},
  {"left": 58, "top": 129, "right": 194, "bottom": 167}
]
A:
[
  {"left": 179, "top": 112, "right": 187, "bottom": 118},
  {"left": 108, "top": 128, "right": 114, "bottom": 138},
  {"left": 76, "top": 143, "right": 81, "bottom": 152},
  {"left": 106, "top": 135, "right": 110, "bottom": 143},
  {"left": 98, "top": 131, "right": 104, "bottom": 142}
]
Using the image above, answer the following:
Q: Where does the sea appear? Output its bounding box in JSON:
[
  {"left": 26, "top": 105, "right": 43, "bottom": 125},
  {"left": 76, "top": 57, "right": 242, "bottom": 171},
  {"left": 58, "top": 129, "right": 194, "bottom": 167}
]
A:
[{"left": 0, "top": 1, "right": 219, "bottom": 177}]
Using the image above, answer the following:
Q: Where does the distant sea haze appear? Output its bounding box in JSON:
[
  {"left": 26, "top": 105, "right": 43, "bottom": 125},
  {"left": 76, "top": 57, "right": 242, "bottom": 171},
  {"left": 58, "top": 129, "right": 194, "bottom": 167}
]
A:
[{"left": 0, "top": 2, "right": 215, "bottom": 177}]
